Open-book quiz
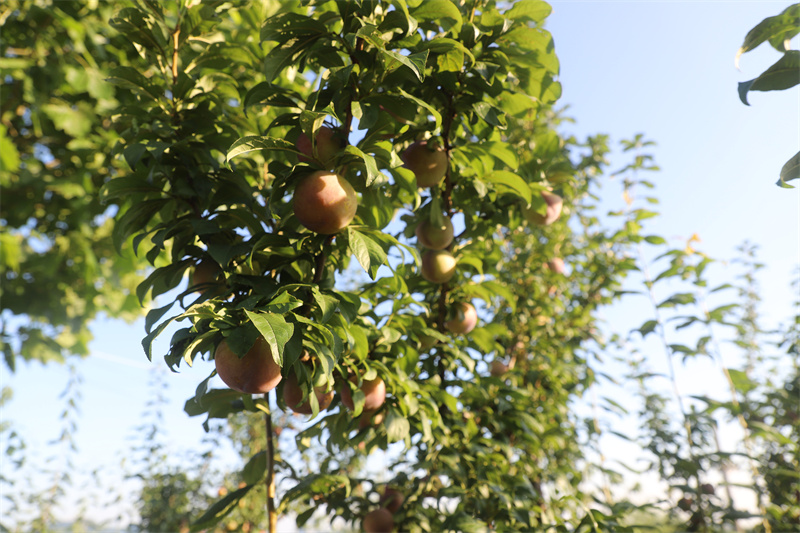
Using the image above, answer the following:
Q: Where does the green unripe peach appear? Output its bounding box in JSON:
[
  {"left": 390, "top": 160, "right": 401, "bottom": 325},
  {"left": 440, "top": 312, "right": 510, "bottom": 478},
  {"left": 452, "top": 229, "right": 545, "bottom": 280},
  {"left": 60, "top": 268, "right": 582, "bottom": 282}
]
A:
[
  {"left": 421, "top": 249, "right": 457, "bottom": 284},
  {"left": 415, "top": 216, "right": 454, "bottom": 250}
]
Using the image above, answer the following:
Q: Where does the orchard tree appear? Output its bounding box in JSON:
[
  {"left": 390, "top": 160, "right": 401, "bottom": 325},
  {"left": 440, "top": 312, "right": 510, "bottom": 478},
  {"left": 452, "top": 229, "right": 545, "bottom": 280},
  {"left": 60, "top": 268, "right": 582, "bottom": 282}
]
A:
[
  {"left": 1, "top": 0, "right": 152, "bottom": 368},
  {"left": 96, "top": 0, "right": 658, "bottom": 531}
]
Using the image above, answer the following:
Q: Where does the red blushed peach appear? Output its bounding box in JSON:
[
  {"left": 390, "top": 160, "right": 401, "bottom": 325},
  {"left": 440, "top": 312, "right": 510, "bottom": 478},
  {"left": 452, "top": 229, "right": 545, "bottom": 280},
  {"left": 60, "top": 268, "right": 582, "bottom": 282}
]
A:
[
  {"left": 380, "top": 488, "right": 404, "bottom": 514},
  {"left": 296, "top": 125, "right": 342, "bottom": 168},
  {"left": 445, "top": 302, "right": 477, "bottom": 334},
  {"left": 363, "top": 508, "right": 394, "bottom": 533},
  {"left": 282, "top": 373, "right": 334, "bottom": 415},
  {"left": 421, "top": 249, "right": 457, "bottom": 284},
  {"left": 402, "top": 140, "right": 448, "bottom": 188},
  {"left": 215, "top": 337, "right": 282, "bottom": 394},
  {"left": 190, "top": 260, "right": 225, "bottom": 294},
  {"left": 546, "top": 257, "right": 565, "bottom": 274},
  {"left": 340, "top": 376, "right": 386, "bottom": 412},
  {"left": 357, "top": 409, "right": 385, "bottom": 430},
  {"left": 524, "top": 190, "right": 563, "bottom": 226},
  {"left": 293, "top": 171, "right": 358, "bottom": 234}
]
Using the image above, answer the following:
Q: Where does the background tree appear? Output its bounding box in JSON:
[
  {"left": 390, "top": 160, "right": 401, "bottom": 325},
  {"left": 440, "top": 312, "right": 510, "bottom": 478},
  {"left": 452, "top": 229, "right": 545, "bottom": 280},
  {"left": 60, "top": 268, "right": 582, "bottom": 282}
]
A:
[{"left": 1, "top": 0, "right": 148, "bottom": 368}]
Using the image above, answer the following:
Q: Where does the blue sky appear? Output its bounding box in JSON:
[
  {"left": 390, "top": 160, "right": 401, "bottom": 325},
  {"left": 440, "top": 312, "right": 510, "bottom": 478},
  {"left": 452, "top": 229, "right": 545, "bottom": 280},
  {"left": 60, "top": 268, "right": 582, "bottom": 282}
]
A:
[{"left": 3, "top": 1, "right": 798, "bottom": 527}]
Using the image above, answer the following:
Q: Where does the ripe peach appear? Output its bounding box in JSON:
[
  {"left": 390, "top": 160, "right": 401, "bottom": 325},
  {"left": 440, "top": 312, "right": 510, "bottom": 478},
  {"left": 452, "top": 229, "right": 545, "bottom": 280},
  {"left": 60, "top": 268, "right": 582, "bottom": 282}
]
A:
[
  {"left": 293, "top": 171, "right": 358, "bottom": 234},
  {"left": 524, "top": 190, "right": 563, "bottom": 226},
  {"left": 445, "top": 302, "right": 477, "bottom": 334},
  {"left": 296, "top": 126, "right": 342, "bottom": 168},
  {"left": 358, "top": 409, "right": 386, "bottom": 430},
  {"left": 191, "top": 260, "right": 224, "bottom": 293},
  {"left": 415, "top": 215, "right": 454, "bottom": 250},
  {"left": 215, "top": 336, "right": 282, "bottom": 394},
  {"left": 546, "top": 257, "right": 565, "bottom": 274},
  {"left": 363, "top": 508, "right": 393, "bottom": 533},
  {"left": 421, "top": 249, "right": 457, "bottom": 284},
  {"left": 402, "top": 140, "right": 448, "bottom": 188},
  {"left": 340, "top": 376, "right": 386, "bottom": 412},
  {"left": 380, "top": 488, "right": 404, "bottom": 514},
  {"left": 282, "top": 373, "right": 334, "bottom": 415},
  {"left": 490, "top": 359, "right": 508, "bottom": 377}
]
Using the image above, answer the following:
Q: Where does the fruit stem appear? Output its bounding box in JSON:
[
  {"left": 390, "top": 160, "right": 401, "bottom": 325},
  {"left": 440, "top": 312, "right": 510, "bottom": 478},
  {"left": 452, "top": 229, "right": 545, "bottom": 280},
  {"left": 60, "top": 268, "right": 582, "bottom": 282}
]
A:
[{"left": 264, "top": 391, "right": 277, "bottom": 533}]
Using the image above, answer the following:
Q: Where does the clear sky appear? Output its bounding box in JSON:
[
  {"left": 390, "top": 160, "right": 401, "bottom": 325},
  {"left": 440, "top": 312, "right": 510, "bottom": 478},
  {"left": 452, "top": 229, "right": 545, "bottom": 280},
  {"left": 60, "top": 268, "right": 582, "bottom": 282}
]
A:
[{"left": 3, "top": 1, "right": 798, "bottom": 528}]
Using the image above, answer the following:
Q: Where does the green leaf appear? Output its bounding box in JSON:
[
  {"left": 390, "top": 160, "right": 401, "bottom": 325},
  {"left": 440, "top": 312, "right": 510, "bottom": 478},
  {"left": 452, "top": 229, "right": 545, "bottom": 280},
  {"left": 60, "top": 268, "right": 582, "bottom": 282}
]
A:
[
  {"left": 260, "top": 12, "right": 329, "bottom": 43},
  {"left": 778, "top": 149, "right": 800, "bottom": 188},
  {"left": 244, "top": 310, "right": 294, "bottom": 366},
  {"left": 398, "top": 87, "right": 442, "bottom": 132},
  {"left": 736, "top": 4, "right": 800, "bottom": 66},
  {"left": 190, "top": 485, "right": 253, "bottom": 532},
  {"left": 112, "top": 198, "right": 170, "bottom": 252},
  {"left": 242, "top": 451, "right": 267, "bottom": 485},
  {"left": 738, "top": 50, "right": 800, "bottom": 105},
  {"left": 226, "top": 136, "right": 300, "bottom": 165},
  {"left": 380, "top": 49, "right": 429, "bottom": 81},
  {"left": 105, "top": 66, "right": 162, "bottom": 100},
  {"left": 505, "top": 0, "right": 552, "bottom": 23},
  {"left": 343, "top": 145, "right": 382, "bottom": 187},
  {"left": 411, "top": 0, "right": 463, "bottom": 35},
  {"left": 347, "top": 227, "right": 388, "bottom": 279},
  {"left": 482, "top": 171, "right": 531, "bottom": 204},
  {"left": 644, "top": 235, "right": 667, "bottom": 245},
  {"left": 657, "top": 292, "right": 696, "bottom": 308},
  {"left": 727, "top": 368, "right": 757, "bottom": 394},
  {"left": 385, "top": 410, "right": 410, "bottom": 443},
  {"left": 0, "top": 124, "right": 20, "bottom": 172},
  {"left": 473, "top": 101, "right": 507, "bottom": 129},
  {"left": 637, "top": 320, "right": 658, "bottom": 337},
  {"left": 242, "top": 82, "right": 300, "bottom": 113}
]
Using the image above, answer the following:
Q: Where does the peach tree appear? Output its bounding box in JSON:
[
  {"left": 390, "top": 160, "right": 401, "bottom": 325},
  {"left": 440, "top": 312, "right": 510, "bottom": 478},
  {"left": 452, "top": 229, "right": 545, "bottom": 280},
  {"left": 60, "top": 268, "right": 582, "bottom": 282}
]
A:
[{"left": 102, "top": 0, "right": 646, "bottom": 531}]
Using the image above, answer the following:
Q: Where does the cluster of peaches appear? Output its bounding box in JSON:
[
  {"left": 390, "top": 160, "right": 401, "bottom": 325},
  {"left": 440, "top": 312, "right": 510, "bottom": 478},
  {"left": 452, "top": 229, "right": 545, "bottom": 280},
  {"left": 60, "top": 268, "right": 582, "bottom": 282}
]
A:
[{"left": 193, "top": 125, "right": 565, "bottom": 532}]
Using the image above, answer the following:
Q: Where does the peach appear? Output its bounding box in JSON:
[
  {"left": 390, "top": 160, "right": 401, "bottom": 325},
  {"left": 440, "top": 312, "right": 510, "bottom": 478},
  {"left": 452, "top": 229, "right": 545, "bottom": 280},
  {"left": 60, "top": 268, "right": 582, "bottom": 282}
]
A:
[
  {"left": 415, "top": 215, "right": 454, "bottom": 250},
  {"left": 524, "top": 190, "right": 563, "bottom": 226},
  {"left": 296, "top": 125, "right": 342, "bottom": 168},
  {"left": 421, "top": 249, "right": 456, "bottom": 284},
  {"left": 282, "top": 373, "right": 334, "bottom": 415},
  {"left": 293, "top": 171, "right": 358, "bottom": 234},
  {"left": 363, "top": 508, "right": 393, "bottom": 533},
  {"left": 215, "top": 336, "right": 282, "bottom": 394},
  {"left": 445, "top": 302, "right": 477, "bottom": 334},
  {"left": 402, "top": 140, "right": 448, "bottom": 188},
  {"left": 340, "top": 376, "right": 386, "bottom": 412}
]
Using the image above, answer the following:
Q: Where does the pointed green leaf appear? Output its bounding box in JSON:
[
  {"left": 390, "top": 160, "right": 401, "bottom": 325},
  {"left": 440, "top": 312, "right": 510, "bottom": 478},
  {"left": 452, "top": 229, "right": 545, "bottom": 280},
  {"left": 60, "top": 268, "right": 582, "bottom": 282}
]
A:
[
  {"left": 738, "top": 51, "right": 800, "bottom": 105},
  {"left": 226, "top": 136, "right": 300, "bottom": 165},
  {"left": 245, "top": 310, "right": 294, "bottom": 366},
  {"left": 778, "top": 149, "right": 800, "bottom": 188}
]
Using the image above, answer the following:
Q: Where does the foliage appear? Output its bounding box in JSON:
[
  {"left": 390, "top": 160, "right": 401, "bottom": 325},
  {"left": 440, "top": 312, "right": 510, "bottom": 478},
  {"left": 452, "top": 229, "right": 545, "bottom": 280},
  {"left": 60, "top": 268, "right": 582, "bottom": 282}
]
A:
[
  {"left": 3, "top": 1, "right": 798, "bottom": 532},
  {"left": 95, "top": 0, "right": 654, "bottom": 530},
  {"left": 735, "top": 3, "right": 800, "bottom": 187},
  {"left": 0, "top": 0, "right": 148, "bottom": 369}
]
